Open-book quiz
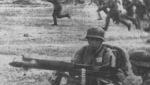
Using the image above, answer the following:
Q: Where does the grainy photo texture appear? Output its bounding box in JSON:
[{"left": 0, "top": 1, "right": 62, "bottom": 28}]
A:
[{"left": 0, "top": 0, "right": 150, "bottom": 85}]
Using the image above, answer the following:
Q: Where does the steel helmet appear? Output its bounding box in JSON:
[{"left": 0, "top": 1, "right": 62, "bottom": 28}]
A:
[
  {"left": 85, "top": 27, "right": 105, "bottom": 40},
  {"left": 130, "top": 50, "right": 150, "bottom": 67}
]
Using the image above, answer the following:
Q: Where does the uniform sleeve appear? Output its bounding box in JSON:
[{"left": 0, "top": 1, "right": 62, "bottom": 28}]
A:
[
  {"left": 71, "top": 46, "right": 85, "bottom": 64},
  {"left": 123, "top": 49, "right": 133, "bottom": 75},
  {"left": 102, "top": 48, "right": 116, "bottom": 67}
]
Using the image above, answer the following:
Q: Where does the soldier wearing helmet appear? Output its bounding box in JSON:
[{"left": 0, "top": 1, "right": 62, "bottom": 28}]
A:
[
  {"left": 71, "top": 27, "right": 116, "bottom": 85},
  {"left": 130, "top": 50, "right": 150, "bottom": 85},
  {"left": 71, "top": 27, "right": 115, "bottom": 67},
  {"left": 48, "top": 27, "right": 137, "bottom": 85}
]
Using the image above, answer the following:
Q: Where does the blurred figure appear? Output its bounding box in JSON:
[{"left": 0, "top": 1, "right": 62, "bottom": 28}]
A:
[
  {"left": 43, "top": 0, "right": 71, "bottom": 26},
  {"left": 130, "top": 50, "right": 150, "bottom": 85},
  {"left": 123, "top": 0, "right": 146, "bottom": 29},
  {"left": 89, "top": 0, "right": 109, "bottom": 20},
  {"left": 103, "top": 0, "right": 132, "bottom": 31}
]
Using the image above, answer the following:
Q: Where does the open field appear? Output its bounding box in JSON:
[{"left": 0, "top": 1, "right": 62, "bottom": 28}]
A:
[{"left": 0, "top": 3, "right": 149, "bottom": 85}]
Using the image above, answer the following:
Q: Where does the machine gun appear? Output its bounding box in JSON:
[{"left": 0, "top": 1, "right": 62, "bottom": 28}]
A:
[{"left": 9, "top": 56, "right": 119, "bottom": 84}]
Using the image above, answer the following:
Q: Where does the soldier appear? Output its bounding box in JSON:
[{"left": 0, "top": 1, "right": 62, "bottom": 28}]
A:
[
  {"left": 89, "top": 0, "right": 109, "bottom": 20},
  {"left": 71, "top": 27, "right": 116, "bottom": 69},
  {"left": 123, "top": 0, "right": 145, "bottom": 18},
  {"left": 103, "top": 0, "right": 141, "bottom": 31},
  {"left": 97, "top": 0, "right": 110, "bottom": 20},
  {"left": 130, "top": 50, "right": 150, "bottom": 85},
  {"left": 71, "top": 27, "right": 135, "bottom": 85},
  {"left": 71, "top": 27, "right": 116, "bottom": 85},
  {"left": 122, "top": 0, "right": 145, "bottom": 29},
  {"left": 102, "top": 0, "right": 131, "bottom": 31},
  {"left": 48, "top": 27, "right": 140, "bottom": 85},
  {"left": 43, "top": 0, "right": 71, "bottom": 26}
]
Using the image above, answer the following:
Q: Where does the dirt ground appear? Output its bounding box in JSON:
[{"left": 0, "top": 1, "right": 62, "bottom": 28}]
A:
[{"left": 0, "top": 3, "right": 149, "bottom": 85}]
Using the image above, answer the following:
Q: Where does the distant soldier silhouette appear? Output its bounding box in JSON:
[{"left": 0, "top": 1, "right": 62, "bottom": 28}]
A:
[
  {"left": 43, "top": 0, "right": 71, "bottom": 26},
  {"left": 89, "top": 0, "right": 109, "bottom": 20},
  {"left": 103, "top": 0, "right": 139, "bottom": 31}
]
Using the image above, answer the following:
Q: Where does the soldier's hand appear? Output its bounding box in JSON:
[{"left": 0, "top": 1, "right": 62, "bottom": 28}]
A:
[{"left": 122, "top": 74, "right": 143, "bottom": 85}]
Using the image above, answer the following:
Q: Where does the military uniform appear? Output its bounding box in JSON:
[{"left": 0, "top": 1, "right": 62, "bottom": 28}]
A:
[
  {"left": 70, "top": 28, "right": 116, "bottom": 85},
  {"left": 71, "top": 44, "right": 116, "bottom": 67},
  {"left": 71, "top": 27, "right": 115, "bottom": 67},
  {"left": 130, "top": 50, "right": 150, "bottom": 85},
  {"left": 71, "top": 45, "right": 118, "bottom": 85},
  {"left": 46, "top": 0, "right": 70, "bottom": 25},
  {"left": 103, "top": 0, "right": 133, "bottom": 31},
  {"left": 123, "top": 0, "right": 142, "bottom": 29},
  {"left": 96, "top": 0, "right": 110, "bottom": 20},
  {"left": 49, "top": 28, "right": 134, "bottom": 85}
]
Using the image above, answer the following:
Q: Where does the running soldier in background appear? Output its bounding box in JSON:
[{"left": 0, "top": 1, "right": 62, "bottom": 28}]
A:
[
  {"left": 123, "top": 0, "right": 145, "bottom": 18},
  {"left": 122, "top": 0, "right": 146, "bottom": 29},
  {"left": 89, "top": 0, "right": 109, "bottom": 20},
  {"left": 96, "top": 0, "right": 110, "bottom": 20},
  {"left": 102, "top": 0, "right": 130, "bottom": 31},
  {"left": 103, "top": 0, "right": 139, "bottom": 31},
  {"left": 43, "top": 0, "right": 71, "bottom": 26}
]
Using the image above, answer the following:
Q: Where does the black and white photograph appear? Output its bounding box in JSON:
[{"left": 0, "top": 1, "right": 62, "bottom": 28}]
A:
[{"left": 0, "top": 0, "right": 150, "bottom": 85}]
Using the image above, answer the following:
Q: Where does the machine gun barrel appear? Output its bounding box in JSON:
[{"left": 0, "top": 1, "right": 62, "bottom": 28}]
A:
[
  {"left": 9, "top": 57, "right": 118, "bottom": 79},
  {"left": 9, "top": 57, "right": 75, "bottom": 71},
  {"left": 9, "top": 57, "right": 95, "bottom": 71}
]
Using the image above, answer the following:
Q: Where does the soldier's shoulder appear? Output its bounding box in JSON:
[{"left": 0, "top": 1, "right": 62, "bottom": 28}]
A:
[
  {"left": 102, "top": 44, "right": 113, "bottom": 51},
  {"left": 102, "top": 44, "right": 124, "bottom": 53},
  {"left": 105, "top": 47, "right": 113, "bottom": 54}
]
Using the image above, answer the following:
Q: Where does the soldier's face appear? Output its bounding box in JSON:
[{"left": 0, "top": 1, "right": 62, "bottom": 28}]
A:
[{"left": 87, "top": 37, "right": 103, "bottom": 50}]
